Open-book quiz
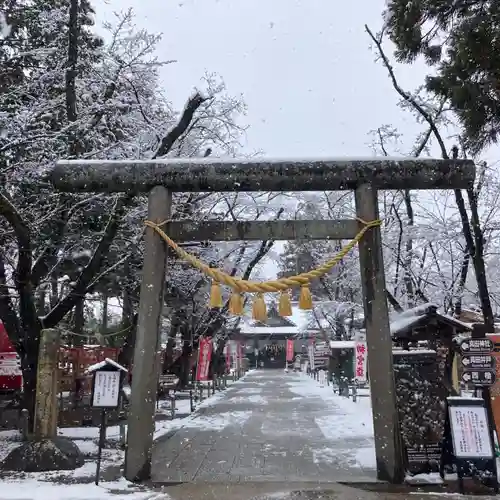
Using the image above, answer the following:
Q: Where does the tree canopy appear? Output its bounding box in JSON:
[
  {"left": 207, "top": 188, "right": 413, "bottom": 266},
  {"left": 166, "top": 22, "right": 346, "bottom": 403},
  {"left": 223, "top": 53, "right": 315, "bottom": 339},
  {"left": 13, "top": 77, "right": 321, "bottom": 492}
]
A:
[{"left": 384, "top": 0, "right": 500, "bottom": 152}]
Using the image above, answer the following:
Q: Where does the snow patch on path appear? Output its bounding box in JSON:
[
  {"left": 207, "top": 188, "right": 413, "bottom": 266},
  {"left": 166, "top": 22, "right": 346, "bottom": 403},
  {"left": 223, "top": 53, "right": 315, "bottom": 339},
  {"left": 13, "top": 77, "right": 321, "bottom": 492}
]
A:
[
  {"left": 234, "top": 387, "right": 263, "bottom": 395},
  {"left": 225, "top": 394, "right": 268, "bottom": 405},
  {"left": 0, "top": 477, "right": 165, "bottom": 500}
]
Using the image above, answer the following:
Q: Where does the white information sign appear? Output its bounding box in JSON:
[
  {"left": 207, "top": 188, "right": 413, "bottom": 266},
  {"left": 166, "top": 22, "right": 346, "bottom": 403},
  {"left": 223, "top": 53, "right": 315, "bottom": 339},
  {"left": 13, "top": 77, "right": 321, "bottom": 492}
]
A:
[
  {"left": 92, "top": 370, "right": 121, "bottom": 408},
  {"left": 449, "top": 405, "right": 493, "bottom": 458}
]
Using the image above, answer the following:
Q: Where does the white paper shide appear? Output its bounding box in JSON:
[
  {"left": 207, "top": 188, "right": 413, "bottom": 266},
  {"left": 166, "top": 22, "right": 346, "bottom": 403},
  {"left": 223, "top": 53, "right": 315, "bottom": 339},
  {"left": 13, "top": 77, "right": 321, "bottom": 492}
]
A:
[{"left": 92, "top": 370, "right": 121, "bottom": 408}]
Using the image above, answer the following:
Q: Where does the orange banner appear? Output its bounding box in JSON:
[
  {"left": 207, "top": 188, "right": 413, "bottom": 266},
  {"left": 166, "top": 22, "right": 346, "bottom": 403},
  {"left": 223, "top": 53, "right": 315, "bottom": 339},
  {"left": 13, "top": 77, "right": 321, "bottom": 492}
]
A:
[{"left": 486, "top": 333, "right": 500, "bottom": 439}]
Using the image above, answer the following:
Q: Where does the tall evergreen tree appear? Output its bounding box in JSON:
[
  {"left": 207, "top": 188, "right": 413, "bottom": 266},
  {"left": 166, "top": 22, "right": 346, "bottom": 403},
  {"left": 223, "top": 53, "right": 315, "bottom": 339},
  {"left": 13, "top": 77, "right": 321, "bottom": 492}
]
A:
[{"left": 384, "top": 0, "right": 500, "bottom": 151}]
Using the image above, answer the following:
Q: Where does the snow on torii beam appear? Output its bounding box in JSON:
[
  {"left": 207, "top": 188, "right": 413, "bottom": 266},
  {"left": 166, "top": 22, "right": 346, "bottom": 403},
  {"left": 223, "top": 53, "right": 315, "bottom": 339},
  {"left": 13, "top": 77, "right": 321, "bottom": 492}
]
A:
[{"left": 50, "top": 157, "right": 475, "bottom": 193}]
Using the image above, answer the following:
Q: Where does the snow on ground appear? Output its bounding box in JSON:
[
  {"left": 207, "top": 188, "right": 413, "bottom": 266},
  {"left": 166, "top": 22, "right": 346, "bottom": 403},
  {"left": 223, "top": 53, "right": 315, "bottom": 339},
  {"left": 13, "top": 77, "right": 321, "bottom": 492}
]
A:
[
  {"left": 0, "top": 372, "right": 253, "bottom": 499},
  {"left": 225, "top": 394, "right": 268, "bottom": 405},
  {"left": 286, "top": 375, "right": 374, "bottom": 439},
  {"left": 0, "top": 478, "right": 165, "bottom": 500},
  {"left": 234, "top": 387, "right": 263, "bottom": 395},
  {"left": 286, "top": 374, "right": 376, "bottom": 469},
  {"left": 314, "top": 396, "right": 373, "bottom": 440}
]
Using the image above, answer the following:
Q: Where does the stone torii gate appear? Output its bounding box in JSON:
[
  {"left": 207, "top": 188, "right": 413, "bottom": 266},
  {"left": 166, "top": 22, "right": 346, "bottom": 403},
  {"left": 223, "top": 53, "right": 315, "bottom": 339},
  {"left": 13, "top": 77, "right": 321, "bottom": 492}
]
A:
[{"left": 50, "top": 157, "right": 475, "bottom": 484}]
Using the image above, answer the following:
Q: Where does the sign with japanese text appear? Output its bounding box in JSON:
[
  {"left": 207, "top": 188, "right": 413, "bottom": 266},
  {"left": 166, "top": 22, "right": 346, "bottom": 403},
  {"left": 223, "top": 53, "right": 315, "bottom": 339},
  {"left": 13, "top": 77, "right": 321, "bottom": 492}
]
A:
[
  {"left": 461, "top": 354, "right": 495, "bottom": 370},
  {"left": 462, "top": 369, "right": 496, "bottom": 386},
  {"left": 460, "top": 338, "right": 493, "bottom": 354},
  {"left": 286, "top": 339, "right": 294, "bottom": 362},
  {"left": 196, "top": 337, "right": 212, "bottom": 382},
  {"left": 354, "top": 341, "right": 368, "bottom": 383},
  {"left": 314, "top": 342, "right": 330, "bottom": 367},
  {"left": 449, "top": 405, "right": 493, "bottom": 458},
  {"left": 0, "top": 352, "right": 21, "bottom": 376},
  {"left": 92, "top": 371, "right": 121, "bottom": 408},
  {"left": 407, "top": 443, "right": 442, "bottom": 474}
]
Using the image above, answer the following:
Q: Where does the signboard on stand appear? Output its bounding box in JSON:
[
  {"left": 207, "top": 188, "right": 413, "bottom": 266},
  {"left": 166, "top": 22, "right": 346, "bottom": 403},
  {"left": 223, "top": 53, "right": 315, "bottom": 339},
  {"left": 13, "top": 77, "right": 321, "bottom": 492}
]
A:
[
  {"left": 86, "top": 358, "right": 127, "bottom": 485},
  {"left": 92, "top": 370, "right": 121, "bottom": 408},
  {"left": 440, "top": 396, "right": 498, "bottom": 494},
  {"left": 196, "top": 337, "right": 212, "bottom": 382}
]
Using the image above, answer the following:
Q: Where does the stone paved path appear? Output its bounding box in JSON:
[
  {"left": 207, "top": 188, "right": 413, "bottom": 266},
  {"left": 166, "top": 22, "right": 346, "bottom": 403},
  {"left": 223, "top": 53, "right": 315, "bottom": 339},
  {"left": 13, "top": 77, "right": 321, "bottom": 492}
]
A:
[{"left": 151, "top": 370, "right": 376, "bottom": 484}]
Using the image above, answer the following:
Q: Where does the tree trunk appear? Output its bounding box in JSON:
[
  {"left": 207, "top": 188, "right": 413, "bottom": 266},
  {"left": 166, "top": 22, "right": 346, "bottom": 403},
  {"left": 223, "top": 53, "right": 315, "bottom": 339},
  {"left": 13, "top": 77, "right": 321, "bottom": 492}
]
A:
[
  {"left": 118, "top": 313, "right": 137, "bottom": 370},
  {"left": 179, "top": 326, "right": 193, "bottom": 387},
  {"left": 101, "top": 293, "right": 108, "bottom": 331},
  {"left": 35, "top": 289, "right": 46, "bottom": 316},
  {"left": 72, "top": 298, "right": 85, "bottom": 347},
  {"left": 50, "top": 275, "right": 59, "bottom": 309},
  {"left": 20, "top": 322, "right": 42, "bottom": 432},
  {"left": 162, "top": 308, "right": 184, "bottom": 374}
]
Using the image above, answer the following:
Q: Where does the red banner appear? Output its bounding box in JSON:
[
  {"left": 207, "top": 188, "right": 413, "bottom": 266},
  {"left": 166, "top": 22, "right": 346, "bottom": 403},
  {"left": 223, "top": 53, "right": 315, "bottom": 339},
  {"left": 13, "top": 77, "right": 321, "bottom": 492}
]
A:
[
  {"left": 237, "top": 342, "right": 243, "bottom": 361},
  {"left": 225, "top": 344, "right": 231, "bottom": 371},
  {"left": 196, "top": 337, "right": 213, "bottom": 381},
  {"left": 286, "top": 339, "right": 294, "bottom": 361}
]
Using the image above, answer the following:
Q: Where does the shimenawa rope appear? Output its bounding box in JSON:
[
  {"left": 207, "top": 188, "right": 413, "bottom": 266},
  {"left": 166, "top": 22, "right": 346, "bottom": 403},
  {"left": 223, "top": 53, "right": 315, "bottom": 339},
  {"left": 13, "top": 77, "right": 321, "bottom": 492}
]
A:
[{"left": 143, "top": 218, "right": 381, "bottom": 320}]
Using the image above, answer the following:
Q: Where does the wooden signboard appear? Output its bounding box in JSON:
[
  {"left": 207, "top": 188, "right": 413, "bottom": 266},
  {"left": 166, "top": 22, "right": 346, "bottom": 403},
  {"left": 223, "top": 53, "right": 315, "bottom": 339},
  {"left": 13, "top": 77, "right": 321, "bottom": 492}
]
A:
[
  {"left": 92, "top": 370, "right": 121, "bottom": 408},
  {"left": 440, "top": 396, "right": 498, "bottom": 494}
]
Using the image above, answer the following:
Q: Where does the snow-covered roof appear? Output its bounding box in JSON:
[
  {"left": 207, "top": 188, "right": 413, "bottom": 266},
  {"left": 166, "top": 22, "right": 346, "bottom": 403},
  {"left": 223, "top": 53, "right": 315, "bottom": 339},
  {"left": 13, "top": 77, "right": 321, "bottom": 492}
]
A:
[
  {"left": 329, "top": 340, "right": 356, "bottom": 349},
  {"left": 393, "top": 349, "right": 437, "bottom": 355},
  {"left": 238, "top": 303, "right": 313, "bottom": 336},
  {"left": 390, "top": 304, "right": 471, "bottom": 338},
  {"left": 85, "top": 358, "right": 128, "bottom": 374}
]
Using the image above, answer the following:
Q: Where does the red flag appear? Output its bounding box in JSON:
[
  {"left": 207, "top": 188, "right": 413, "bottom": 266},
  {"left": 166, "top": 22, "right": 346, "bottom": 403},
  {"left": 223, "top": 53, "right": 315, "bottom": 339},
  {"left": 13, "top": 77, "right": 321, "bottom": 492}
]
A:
[
  {"left": 225, "top": 344, "right": 231, "bottom": 370},
  {"left": 286, "top": 339, "right": 294, "bottom": 362},
  {"left": 196, "top": 337, "right": 213, "bottom": 382}
]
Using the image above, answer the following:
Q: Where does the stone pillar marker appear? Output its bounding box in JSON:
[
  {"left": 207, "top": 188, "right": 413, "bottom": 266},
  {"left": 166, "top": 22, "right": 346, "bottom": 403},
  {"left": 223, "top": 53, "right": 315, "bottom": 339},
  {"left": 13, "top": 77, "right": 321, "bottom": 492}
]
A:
[{"left": 34, "top": 328, "right": 60, "bottom": 440}]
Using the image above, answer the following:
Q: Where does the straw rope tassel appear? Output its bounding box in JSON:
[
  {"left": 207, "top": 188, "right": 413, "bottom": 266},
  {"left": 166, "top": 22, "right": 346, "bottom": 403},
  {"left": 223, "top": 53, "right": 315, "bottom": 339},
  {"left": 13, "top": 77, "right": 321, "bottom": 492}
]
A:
[
  {"left": 298, "top": 285, "right": 313, "bottom": 310},
  {"left": 143, "top": 217, "right": 381, "bottom": 314},
  {"left": 278, "top": 290, "right": 293, "bottom": 317},
  {"left": 210, "top": 281, "right": 223, "bottom": 308},
  {"left": 229, "top": 291, "right": 244, "bottom": 316},
  {"left": 252, "top": 293, "right": 267, "bottom": 322}
]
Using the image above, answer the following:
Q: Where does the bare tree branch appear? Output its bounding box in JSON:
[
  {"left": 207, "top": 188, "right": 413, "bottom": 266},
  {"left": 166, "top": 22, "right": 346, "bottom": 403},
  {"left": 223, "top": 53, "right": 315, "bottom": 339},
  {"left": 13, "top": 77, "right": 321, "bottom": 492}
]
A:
[{"left": 153, "top": 93, "right": 209, "bottom": 159}]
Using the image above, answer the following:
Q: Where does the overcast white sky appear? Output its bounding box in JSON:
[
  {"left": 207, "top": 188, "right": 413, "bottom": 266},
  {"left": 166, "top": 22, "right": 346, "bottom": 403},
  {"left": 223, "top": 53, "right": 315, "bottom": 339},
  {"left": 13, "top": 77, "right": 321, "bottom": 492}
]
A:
[{"left": 97, "top": 0, "right": 438, "bottom": 158}]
